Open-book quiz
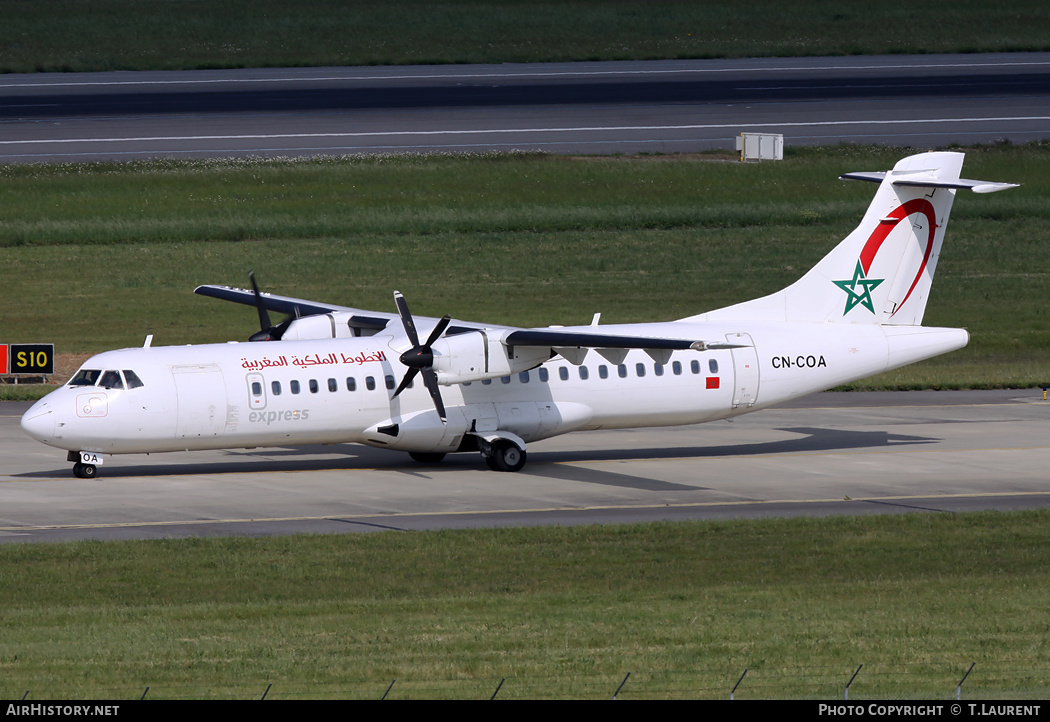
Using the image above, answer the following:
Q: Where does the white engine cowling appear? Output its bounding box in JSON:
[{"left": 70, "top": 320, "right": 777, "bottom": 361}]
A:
[
  {"left": 429, "top": 330, "right": 550, "bottom": 385},
  {"left": 362, "top": 408, "right": 468, "bottom": 452},
  {"left": 279, "top": 312, "right": 381, "bottom": 340},
  {"left": 279, "top": 314, "right": 338, "bottom": 340}
]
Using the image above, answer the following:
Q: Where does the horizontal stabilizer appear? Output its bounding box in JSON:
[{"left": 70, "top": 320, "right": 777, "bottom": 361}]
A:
[{"left": 840, "top": 171, "right": 1018, "bottom": 193}]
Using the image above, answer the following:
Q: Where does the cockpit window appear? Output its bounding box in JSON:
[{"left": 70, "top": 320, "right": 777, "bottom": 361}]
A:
[
  {"left": 69, "top": 369, "right": 101, "bottom": 386},
  {"left": 123, "top": 370, "right": 144, "bottom": 389},
  {"left": 99, "top": 370, "right": 124, "bottom": 389}
]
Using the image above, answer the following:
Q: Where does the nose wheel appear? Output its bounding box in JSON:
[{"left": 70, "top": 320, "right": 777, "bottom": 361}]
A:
[
  {"left": 73, "top": 462, "right": 97, "bottom": 479},
  {"left": 68, "top": 451, "right": 102, "bottom": 478}
]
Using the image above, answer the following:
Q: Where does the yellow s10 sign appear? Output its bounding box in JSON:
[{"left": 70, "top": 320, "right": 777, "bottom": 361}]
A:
[{"left": 10, "top": 344, "right": 54, "bottom": 375}]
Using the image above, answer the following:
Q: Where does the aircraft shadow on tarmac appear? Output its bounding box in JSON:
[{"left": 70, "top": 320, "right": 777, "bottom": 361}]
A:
[{"left": 16, "top": 425, "right": 938, "bottom": 483}]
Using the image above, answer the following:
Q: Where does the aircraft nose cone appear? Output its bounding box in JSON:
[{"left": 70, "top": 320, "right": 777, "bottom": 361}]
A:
[{"left": 21, "top": 401, "right": 55, "bottom": 442}]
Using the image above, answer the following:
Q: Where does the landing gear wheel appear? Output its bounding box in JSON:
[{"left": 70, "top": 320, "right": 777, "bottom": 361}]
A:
[
  {"left": 409, "top": 451, "right": 446, "bottom": 464},
  {"left": 486, "top": 440, "right": 526, "bottom": 472},
  {"left": 73, "top": 462, "right": 97, "bottom": 479}
]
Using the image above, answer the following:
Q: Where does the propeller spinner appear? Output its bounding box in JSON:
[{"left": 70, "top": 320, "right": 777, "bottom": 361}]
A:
[{"left": 392, "top": 291, "right": 451, "bottom": 423}]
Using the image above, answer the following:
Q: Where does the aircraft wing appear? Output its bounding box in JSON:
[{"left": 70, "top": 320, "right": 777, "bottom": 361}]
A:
[
  {"left": 195, "top": 283, "right": 743, "bottom": 356},
  {"left": 194, "top": 284, "right": 393, "bottom": 332}
]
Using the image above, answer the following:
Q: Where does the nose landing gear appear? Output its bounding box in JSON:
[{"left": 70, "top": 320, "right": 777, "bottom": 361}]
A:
[
  {"left": 68, "top": 451, "right": 102, "bottom": 479},
  {"left": 73, "top": 461, "right": 97, "bottom": 479}
]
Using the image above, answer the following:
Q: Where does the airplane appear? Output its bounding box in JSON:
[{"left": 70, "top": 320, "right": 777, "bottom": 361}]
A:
[{"left": 21, "top": 151, "right": 1017, "bottom": 479}]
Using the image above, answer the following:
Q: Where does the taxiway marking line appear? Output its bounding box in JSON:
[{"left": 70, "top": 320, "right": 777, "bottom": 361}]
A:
[
  {"left": 3, "top": 117, "right": 1049, "bottom": 146},
  {"left": 2, "top": 490, "right": 1049, "bottom": 533}
]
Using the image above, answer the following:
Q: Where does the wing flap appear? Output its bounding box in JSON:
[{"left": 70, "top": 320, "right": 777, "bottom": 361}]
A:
[{"left": 504, "top": 329, "right": 743, "bottom": 352}]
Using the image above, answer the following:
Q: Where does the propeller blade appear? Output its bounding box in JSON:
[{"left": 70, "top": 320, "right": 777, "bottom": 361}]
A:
[
  {"left": 393, "top": 291, "right": 420, "bottom": 348},
  {"left": 390, "top": 291, "right": 449, "bottom": 423},
  {"left": 392, "top": 366, "right": 419, "bottom": 399},
  {"left": 424, "top": 315, "right": 452, "bottom": 348},
  {"left": 248, "top": 272, "right": 300, "bottom": 342},
  {"left": 268, "top": 314, "right": 298, "bottom": 341},
  {"left": 248, "top": 271, "right": 273, "bottom": 334},
  {"left": 421, "top": 369, "right": 447, "bottom": 423}
]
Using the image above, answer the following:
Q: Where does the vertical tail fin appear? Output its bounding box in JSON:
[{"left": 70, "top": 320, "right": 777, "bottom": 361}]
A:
[{"left": 688, "top": 152, "right": 1017, "bottom": 326}]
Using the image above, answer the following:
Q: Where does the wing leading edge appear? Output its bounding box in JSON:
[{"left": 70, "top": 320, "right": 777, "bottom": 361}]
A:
[{"left": 194, "top": 284, "right": 392, "bottom": 332}]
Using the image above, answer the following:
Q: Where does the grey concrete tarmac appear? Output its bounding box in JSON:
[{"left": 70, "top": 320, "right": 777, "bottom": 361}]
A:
[{"left": 1, "top": 389, "right": 1048, "bottom": 543}]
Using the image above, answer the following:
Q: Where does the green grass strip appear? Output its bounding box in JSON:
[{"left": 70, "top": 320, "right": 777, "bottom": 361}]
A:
[
  {"left": 3, "top": 0, "right": 1049, "bottom": 73},
  {"left": 1, "top": 511, "right": 1048, "bottom": 699}
]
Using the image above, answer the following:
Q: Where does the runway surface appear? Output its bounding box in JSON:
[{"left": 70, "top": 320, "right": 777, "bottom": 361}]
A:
[
  {"left": 2, "top": 389, "right": 1048, "bottom": 543},
  {"left": 2, "top": 54, "right": 1050, "bottom": 162}
]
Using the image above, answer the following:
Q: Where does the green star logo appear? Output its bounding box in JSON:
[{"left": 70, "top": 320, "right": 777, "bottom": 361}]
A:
[{"left": 833, "top": 261, "right": 884, "bottom": 315}]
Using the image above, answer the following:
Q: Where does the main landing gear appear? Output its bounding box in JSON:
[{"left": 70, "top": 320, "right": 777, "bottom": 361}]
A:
[
  {"left": 481, "top": 438, "right": 527, "bottom": 472},
  {"left": 406, "top": 435, "right": 528, "bottom": 472}
]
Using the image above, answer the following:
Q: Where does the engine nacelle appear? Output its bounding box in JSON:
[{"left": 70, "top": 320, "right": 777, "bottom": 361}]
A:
[
  {"left": 362, "top": 408, "right": 467, "bottom": 452},
  {"left": 279, "top": 314, "right": 340, "bottom": 340},
  {"left": 279, "top": 311, "right": 388, "bottom": 340},
  {"left": 430, "top": 330, "right": 550, "bottom": 385}
]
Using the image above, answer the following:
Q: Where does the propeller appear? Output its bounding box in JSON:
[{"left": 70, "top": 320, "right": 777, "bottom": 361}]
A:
[
  {"left": 247, "top": 271, "right": 298, "bottom": 342},
  {"left": 391, "top": 291, "right": 451, "bottom": 423}
]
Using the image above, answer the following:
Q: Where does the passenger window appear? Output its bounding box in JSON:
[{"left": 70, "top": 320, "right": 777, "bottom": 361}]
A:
[
  {"left": 501, "top": 376, "right": 511, "bottom": 384},
  {"left": 366, "top": 376, "right": 376, "bottom": 391},
  {"left": 346, "top": 377, "right": 356, "bottom": 391},
  {"left": 251, "top": 381, "right": 263, "bottom": 396},
  {"left": 69, "top": 369, "right": 101, "bottom": 386},
  {"left": 558, "top": 367, "right": 569, "bottom": 381},
  {"left": 99, "top": 370, "right": 124, "bottom": 389},
  {"left": 635, "top": 363, "right": 646, "bottom": 378},
  {"left": 618, "top": 364, "right": 628, "bottom": 378},
  {"left": 123, "top": 370, "right": 145, "bottom": 389},
  {"left": 691, "top": 360, "right": 701, "bottom": 374},
  {"left": 598, "top": 365, "right": 608, "bottom": 379},
  {"left": 672, "top": 361, "right": 682, "bottom": 375},
  {"left": 328, "top": 378, "right": 338, "bottom": 392},
  {"left": 309, "top": 379, "right": 319, "bottom": 393},
  {"left": 519, "top": 371, "right": 530, "bottom": 383},
  {"left": 385, "top": 375, "right": 395, "bottom": 390},
  {"left": 654, "top": 364, "right": 664, "bottom": 377},
  {"left": 709, "top": 359, "right": 719, "bottom": 374},
  {"left": 538, "top": 368, "right": 549, "bottom": 382},
  {"left": 482, "top": 379, "right": 492, "bottom": 385},
  {"left": 272, "top": 381, "right": 282, "bottom": 396},
  {"left": 579, "top": 366, "right": 589, "bottom": 380},
  {"left": 291, "top": 380, "right": 301, "bottom": 394}
]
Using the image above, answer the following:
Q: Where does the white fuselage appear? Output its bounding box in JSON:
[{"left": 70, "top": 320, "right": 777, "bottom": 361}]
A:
[{"left": 20, "top": 319, "right": 967, "bottom": 459}]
